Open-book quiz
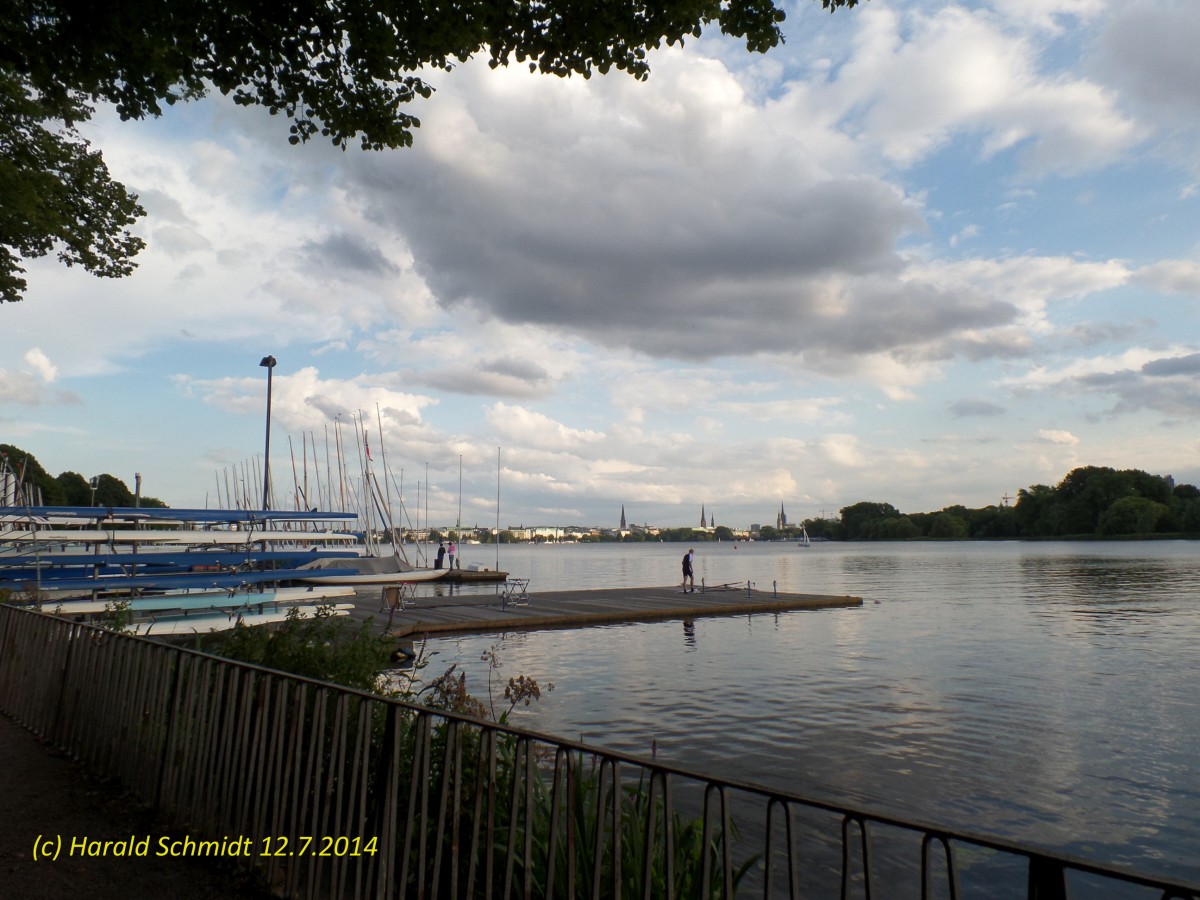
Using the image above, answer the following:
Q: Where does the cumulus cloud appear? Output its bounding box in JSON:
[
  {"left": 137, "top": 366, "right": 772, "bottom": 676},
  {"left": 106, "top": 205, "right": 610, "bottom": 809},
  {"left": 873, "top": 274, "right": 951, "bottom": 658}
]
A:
[
  {"left": 181, "top": 366, "right": 439, "bottom": 443},
  {"left": 485, "top": 403, "right": 605, "bottom": 452},
  {"left": 333, "top": 51, "right": 1056, "bottom": 377},
  {"left": 421, "top": 357, "right": 553, "bottom": 398},
  {"left": 0, "top": 352, "right": 80, "bottom": 407},
  {"left": 827, "top": 4, "right": 1140, "bottom": 174},
  {"left": 1095, "top": 1, "right": 1200, "bottom": 122},
  {"left": 1134, "top": 260, "right": 1200, "bottom": 295},
  {"left": 300, "top": 232, "right": 400, "bottom": 277},
  {"left": 1142, "top": 352, "right": 1200, "bottom": 377},
  {"left": 0, "top": 370, "right": 52, "bottom": 405},
  {"left": 992, "top": 0, "right": 1108, "bottom": 33},
  {"left": 1006, "top": 347, "right": 1200, "bottom": 420},
  {"left": 1038, "top": 429, "right": 1080, "bottom": 445},
  {"left": 23, "top": 349, "right": 57, "bottom": 383}
]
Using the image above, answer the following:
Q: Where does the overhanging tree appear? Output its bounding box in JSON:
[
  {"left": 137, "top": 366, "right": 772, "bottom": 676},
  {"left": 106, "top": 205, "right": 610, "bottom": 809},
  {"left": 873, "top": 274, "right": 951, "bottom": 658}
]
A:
[{"left": 1, "top": 0, "right": 862, "bottom": 303}]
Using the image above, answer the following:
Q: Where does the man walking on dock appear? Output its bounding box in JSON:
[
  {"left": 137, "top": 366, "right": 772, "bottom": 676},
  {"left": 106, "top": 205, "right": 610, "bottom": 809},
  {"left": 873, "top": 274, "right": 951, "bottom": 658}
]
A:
[{"left": 682, "top": 548, "right": 695, "bottom": 592}]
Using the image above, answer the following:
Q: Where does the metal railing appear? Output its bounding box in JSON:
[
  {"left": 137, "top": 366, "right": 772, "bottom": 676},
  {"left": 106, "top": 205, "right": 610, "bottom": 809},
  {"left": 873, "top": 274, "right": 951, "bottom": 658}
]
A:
[{"left": 1, "top": 603, "right": 1197, "bottom": 900}]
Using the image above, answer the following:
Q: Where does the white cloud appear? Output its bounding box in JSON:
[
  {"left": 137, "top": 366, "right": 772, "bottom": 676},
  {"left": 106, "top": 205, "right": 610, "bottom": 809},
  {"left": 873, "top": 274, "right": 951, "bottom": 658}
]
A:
[
  {"left": 23, "top": 349, "right": 57, "bottom": 383},
  {"left": 826, "top": 4, "right": 1140, "bottom": 174},
  {"left": 1038, "top": 429, "right": 1080, "bottom": 445},
  {"left": 485, "top": 403, "right": 605, "bottom": 452},
  {"left": 0, "top": 369, "right": 51, "bottom": 405},
  {"left": 1134, "top": 260, "right": 1200, "bottom": 295},
  {"left": 991, "top": 0, "right": 1108, "bottom": 33}
]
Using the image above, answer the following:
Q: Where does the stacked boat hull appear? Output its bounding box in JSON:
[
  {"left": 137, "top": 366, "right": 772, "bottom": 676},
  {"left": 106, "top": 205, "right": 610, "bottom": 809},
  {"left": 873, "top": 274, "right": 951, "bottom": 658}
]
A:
[{"left": 0, "top": 505, "right": 376, "bottom": 632}]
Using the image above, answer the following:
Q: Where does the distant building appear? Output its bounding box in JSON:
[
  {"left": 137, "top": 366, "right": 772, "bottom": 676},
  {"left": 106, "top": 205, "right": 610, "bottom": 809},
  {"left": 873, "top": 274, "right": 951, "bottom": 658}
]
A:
[{"left": 776, "top": 503, "right": 787, "bottom": 530}]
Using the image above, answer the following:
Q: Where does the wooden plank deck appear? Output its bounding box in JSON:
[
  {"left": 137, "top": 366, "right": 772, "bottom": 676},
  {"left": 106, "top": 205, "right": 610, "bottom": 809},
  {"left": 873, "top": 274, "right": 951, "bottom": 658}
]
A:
[{"left": 345, "top": 583, "right": 862, "bottom": 638}]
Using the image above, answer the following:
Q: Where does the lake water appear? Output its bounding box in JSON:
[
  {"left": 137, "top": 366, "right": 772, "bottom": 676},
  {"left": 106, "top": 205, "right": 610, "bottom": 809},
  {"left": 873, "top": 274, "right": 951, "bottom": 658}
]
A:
[{"left": 407, "top": 540, "right": 1200, "bottom": 888}]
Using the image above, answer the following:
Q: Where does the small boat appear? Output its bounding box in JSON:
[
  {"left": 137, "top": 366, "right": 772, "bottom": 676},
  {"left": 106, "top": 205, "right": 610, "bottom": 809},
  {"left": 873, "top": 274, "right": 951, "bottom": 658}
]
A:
[
  {"left": 43, "top": 585, "right": 356, "bottom": 616},
  {"left": 9, "top": 566, "right": 359, "bottom": 596},
  {"left": 129, "top": 603, "right": 355, "bottom": 636},
  {"left": 294, "top": 568, "right": 447, "bottom": 585},
  {"left": 292, "top": 550, "right": 449, "bottom": 585},
  {"left": 798, "top": 525, "right": 811, "bottom": 547}
]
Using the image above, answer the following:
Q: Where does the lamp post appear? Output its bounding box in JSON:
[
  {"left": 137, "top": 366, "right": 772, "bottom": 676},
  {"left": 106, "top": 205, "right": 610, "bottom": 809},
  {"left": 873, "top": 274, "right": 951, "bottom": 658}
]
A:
[{"left": 259, "top": 355, "right": 277, "bottom": 510}]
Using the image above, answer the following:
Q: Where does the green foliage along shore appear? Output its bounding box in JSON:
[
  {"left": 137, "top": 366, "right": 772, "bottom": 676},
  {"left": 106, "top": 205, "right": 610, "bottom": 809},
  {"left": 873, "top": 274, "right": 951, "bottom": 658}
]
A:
[
  {"left": 831, "top": 466, "right": 1198, "bottom": 541},
  {"left": 1, "top": 443, "right": 167, "bottom": 507}
]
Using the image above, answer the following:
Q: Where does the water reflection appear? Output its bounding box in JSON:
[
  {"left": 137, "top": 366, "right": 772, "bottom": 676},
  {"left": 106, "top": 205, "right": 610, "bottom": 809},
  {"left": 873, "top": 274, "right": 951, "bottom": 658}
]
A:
[
  {"left": 682, "top": 619, "right": 697, "bottom": 650},
  {"left": 416, "top": 541, "right": 1200, "bottom": 887}
]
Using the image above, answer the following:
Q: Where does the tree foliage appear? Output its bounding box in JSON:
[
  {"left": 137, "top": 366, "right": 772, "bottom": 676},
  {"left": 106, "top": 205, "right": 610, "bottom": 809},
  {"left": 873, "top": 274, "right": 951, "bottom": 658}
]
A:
[
  {"left": 1, "top": 442, "right": 167, "bottom": 507},
  {"left": 0, "top": 1, "right": 866, "bottom": 302},
  {"left": 198, "top": 605, "right": 394, "bottom": 693},
  {"left": 0, "top": 442, "right": 65, "bottom": 504},
  {"left": 0, "top": 70, "right": 144, "bottom": 303},
  {"left": 836, "top": 466, "right": 1198, "bottom": 540}
]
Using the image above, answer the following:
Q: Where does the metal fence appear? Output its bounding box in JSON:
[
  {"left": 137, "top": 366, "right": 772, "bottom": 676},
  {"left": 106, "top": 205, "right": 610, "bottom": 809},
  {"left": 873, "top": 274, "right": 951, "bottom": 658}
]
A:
[{"left": 1, "top": 603, "right": 1197, "bottom": 900}]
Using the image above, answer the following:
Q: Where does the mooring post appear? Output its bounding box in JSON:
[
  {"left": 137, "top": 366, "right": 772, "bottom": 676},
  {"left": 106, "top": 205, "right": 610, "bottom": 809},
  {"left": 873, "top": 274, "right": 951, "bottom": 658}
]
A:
[
  {"left": 772, "top": 579, "right": 778, "bottom": 598},
  {"left": 701, "top": 577, "right": 706, "bottom": 593}
]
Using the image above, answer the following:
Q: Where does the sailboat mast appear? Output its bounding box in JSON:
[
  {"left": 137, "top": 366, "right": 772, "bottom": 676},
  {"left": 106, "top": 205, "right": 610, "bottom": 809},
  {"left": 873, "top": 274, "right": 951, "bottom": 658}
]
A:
[
  {"left": 377, "top": 403, "right": 395, "bottom": 531},
  {"left": 334, "top": 416, "right": 347, "bottom": 513},
  {"left": 301, "top": 432, "right": 309, "bottom": 511},
  {"left": 353, "top": 411, "right": 374, "bottom": 554},
  {"left": 288, "top": 435, "right": 300, "bottom": 511},
  {"left": 495, "top": 446, "right": 501, "bottom": 571},
  {"left": 324, "top": 425, "right": 334, "bottom": 512}
]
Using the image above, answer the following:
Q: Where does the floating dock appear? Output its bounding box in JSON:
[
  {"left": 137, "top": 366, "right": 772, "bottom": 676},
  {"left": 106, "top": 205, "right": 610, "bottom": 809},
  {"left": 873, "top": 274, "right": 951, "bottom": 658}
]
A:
[{"left": 348, "top": 583, "right": 862, "bottom": 638}]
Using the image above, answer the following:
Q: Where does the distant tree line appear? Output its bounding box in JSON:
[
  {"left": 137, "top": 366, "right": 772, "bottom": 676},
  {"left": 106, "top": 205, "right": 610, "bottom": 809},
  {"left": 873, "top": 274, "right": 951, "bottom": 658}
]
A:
[
  {"left": 828, "top": 466, "right": 1199, "bottom": 541},
  {"left": 1, "top": 443, "right": 167, "bottom": 508}
]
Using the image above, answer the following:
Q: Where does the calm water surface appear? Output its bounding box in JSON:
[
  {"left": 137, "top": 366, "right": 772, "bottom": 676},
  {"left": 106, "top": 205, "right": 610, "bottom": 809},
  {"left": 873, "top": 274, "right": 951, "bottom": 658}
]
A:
[{"left": 409, "top": 541, "right": 1200, "bottom": 886}]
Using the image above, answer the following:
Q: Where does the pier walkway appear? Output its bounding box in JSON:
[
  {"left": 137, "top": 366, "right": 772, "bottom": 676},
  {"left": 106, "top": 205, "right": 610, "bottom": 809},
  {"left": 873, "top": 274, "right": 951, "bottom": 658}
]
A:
[{"left": 347, "top": 582, "right": 863, "bottom": 638}]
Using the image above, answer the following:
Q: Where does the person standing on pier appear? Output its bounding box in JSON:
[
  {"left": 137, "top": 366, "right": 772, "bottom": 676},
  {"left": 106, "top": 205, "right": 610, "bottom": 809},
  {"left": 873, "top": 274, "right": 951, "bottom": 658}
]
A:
[
  {"left": 682, "top": 548, "right": 695, "bottom": 592},
  {"left": 448, "top": 540, "right": 457, "bottom": 570},
  {"left": 435, "top": 541, "right": 446, "bottom": 570}
]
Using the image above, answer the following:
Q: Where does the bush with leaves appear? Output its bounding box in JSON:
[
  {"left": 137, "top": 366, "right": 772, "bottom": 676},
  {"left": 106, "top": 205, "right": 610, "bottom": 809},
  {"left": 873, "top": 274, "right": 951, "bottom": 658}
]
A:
[{"left": 196, "top": 604, "right": 394, "bottom": 693}]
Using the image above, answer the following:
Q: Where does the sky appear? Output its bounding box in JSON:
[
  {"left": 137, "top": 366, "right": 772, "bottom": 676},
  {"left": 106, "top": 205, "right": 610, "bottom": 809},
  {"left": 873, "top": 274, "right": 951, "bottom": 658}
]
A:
[{"left": 5, "top": 0, "right": 1200, "bottom": 531}]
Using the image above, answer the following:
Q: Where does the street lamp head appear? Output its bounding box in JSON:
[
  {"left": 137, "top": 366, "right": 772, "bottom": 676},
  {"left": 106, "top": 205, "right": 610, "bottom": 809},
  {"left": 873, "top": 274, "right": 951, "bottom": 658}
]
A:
[{"left": 259, "top": 355, "right": 277, "bottom": 369}]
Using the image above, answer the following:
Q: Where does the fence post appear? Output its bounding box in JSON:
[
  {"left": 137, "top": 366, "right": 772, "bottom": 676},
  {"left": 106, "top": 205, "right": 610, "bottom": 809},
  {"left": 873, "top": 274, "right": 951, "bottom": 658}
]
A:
[{"left": 1027, "top": 855, "right": 1068, "bottom": 900}]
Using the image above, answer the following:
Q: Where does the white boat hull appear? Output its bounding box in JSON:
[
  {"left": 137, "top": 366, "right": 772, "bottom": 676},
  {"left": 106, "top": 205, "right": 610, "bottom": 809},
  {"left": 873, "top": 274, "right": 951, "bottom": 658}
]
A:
[
  {"left": 295, "top": 569, "right": 448, "bottom": 585},
  {"left": 42, "top": 585, "right": 356, "bottom": 616},
  {"left": 129, "top": 603, "right": 354, "bottom": 636}
]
